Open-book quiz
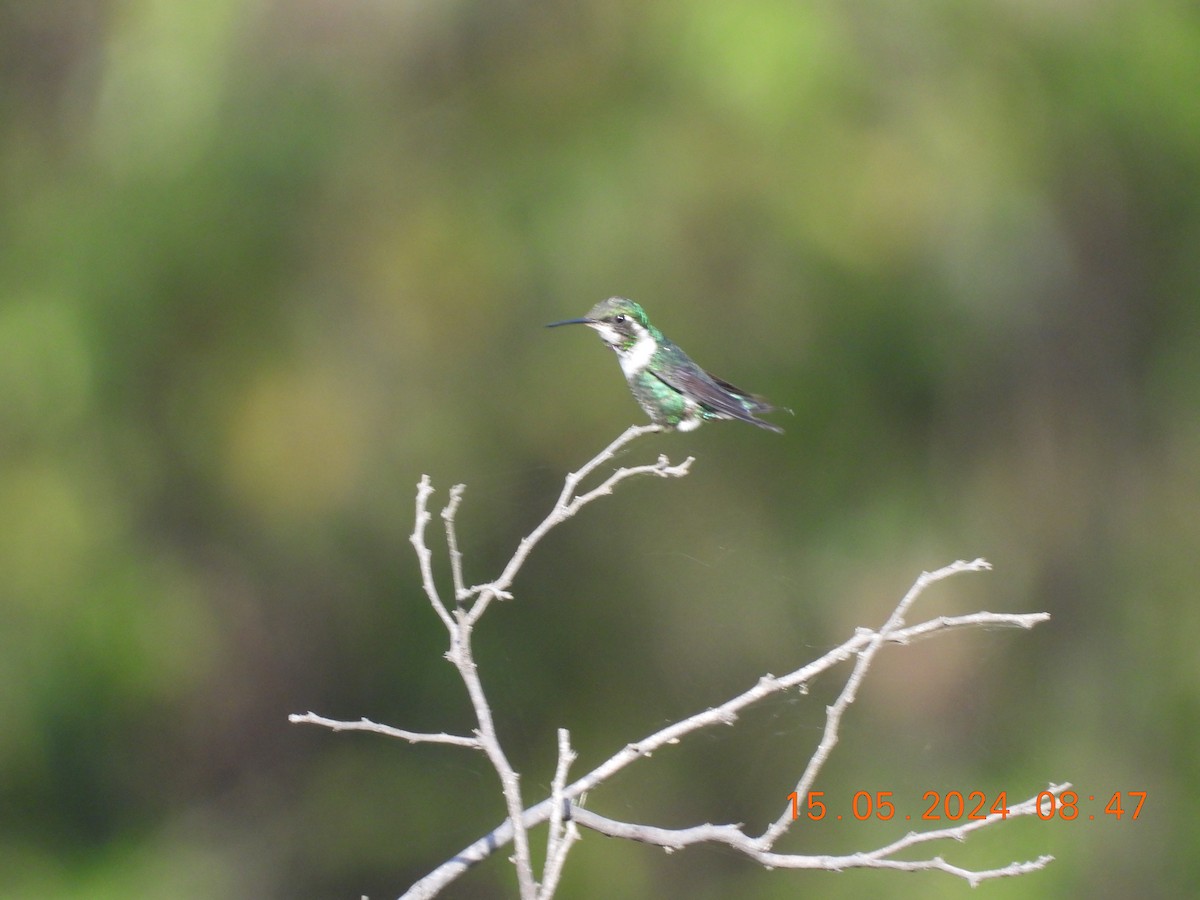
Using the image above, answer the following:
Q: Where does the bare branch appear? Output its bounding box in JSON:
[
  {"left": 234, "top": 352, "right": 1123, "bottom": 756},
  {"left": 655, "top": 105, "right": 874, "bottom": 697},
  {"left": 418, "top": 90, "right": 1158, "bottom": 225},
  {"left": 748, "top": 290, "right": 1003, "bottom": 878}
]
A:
[
  {"left": 398, "top": 600, "right": 1056, "bottom": 899},
  {"left": 540, "top": 729, "right": 580, "bottom": 899},
  {"left": 409, "top": 475, "right": 455, "bottom": 631},
  {"left": 566, "top": 453, "right": 693, "bottom": 513},
  {"left": 568, "top": 782, "right": 1069, "bottom": 886},
  {"left": 300, "top": 427, "right": 687, "bottom": 900},
  {"left": 541, "top": 562, "right": 1024, "bottom": 811},
  {"left": 889, "top": 610, "right": 1049, "bottom": 643},
  {"left": 442, "top": 484, "right": 468, "bottom": 603},
  {"left": 451, "top": 620, "right": 539, "bottom": 898},
  {"left": 287, "top": 713, "right": 482, "bottom": 749},
  {"left": 414, "top": 427, "right": 688, "bottom": 898},
  {"left": 464, "top": 424, "right": 691, "bottom": 621},
  {"left": 295, "top": 428, "right": 1055, "bottom": 900},
  {"left": 759, "top": 558, "right": 994, "bottom": 848}
]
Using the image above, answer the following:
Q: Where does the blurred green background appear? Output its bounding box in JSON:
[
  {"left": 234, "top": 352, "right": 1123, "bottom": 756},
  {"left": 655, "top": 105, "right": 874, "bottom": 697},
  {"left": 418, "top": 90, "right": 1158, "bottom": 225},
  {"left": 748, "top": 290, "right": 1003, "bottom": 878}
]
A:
[{"left": 2, "top": 1, "right": 1197, "bottom": 897}]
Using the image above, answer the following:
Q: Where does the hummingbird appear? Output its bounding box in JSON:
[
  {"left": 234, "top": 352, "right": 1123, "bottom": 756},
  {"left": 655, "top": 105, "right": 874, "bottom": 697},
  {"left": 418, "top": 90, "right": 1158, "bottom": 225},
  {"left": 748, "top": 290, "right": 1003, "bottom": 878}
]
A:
[{"left": 547, "top": 297, "right": 785, "bottom": 433}]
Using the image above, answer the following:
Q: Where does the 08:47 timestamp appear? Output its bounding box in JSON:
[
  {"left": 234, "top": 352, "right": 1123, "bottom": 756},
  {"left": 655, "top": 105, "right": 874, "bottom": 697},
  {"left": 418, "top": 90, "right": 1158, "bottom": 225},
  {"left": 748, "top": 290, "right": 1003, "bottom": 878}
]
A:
[{"left": 788, "top": 790, "right": 1146, "bottom": 822}]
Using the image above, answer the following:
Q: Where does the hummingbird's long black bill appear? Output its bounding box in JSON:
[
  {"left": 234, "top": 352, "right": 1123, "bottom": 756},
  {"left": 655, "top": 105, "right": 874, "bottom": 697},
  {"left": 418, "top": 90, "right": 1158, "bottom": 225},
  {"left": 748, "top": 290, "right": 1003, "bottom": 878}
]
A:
[{"left": 545, "top": 317, "right": 593, "bottom": 328}]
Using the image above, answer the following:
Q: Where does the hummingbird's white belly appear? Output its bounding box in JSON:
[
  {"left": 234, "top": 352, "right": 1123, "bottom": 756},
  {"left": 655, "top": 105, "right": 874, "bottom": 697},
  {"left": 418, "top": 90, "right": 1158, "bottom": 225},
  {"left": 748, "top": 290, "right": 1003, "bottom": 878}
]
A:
[{"left": 674, "top": 409, "right": 703, "bottom": 431}]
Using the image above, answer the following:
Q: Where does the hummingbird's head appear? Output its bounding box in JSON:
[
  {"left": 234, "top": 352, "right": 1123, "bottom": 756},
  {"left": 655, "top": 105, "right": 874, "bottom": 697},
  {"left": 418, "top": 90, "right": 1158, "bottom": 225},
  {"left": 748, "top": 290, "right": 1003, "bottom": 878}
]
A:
[
  {"left": 581, "top": 297, "right": 652, "bottom": 349},
  {"left": 546, "top": 297, "right": 653, "bottom": 353}
]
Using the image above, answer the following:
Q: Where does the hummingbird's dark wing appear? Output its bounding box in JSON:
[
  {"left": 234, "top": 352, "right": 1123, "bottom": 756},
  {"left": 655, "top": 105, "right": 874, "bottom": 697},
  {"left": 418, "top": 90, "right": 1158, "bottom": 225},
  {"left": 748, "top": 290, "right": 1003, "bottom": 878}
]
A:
[
  {"left": 650, "top": 365, "right": 785, "bottom": 433},
  {"left": 708, "top": 374, "right": 776, "bottom": 413}
]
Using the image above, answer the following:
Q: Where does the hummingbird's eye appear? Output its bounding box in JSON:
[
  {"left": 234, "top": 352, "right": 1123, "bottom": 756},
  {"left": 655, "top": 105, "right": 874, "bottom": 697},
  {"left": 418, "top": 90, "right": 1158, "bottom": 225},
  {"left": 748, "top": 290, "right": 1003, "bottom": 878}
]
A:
[{"left": 613, "top": 314, "right": 627, "bottom": 324}]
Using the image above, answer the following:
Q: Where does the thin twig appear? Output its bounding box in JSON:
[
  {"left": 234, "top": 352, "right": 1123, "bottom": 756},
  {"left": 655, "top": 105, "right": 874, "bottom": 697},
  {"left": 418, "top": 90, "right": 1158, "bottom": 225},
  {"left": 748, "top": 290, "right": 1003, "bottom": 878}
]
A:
[
  {"left": 442, "top": 484, "right": 468, "bottom": 603},
  {"left": 566, "top": 781, "right": 1067, "bottom": 884},
  {"left": 465, "top": 424, "right": 690, "bottom": 622},
  {"left": 287, "top": 713, "right": 482, "bottom": 749},
  {"left": 408, "top": 476, "right": 455, "bottom": 630},
  {"left": 540, "top": 729, "right": 580, "bottom": 899}
]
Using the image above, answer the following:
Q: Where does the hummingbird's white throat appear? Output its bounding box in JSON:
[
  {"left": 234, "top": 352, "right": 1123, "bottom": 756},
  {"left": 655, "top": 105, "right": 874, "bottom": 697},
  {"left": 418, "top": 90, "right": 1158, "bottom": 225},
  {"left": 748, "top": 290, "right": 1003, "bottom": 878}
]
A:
[{"left": 609, "top": 322, "right": 656, "bottom": 379}]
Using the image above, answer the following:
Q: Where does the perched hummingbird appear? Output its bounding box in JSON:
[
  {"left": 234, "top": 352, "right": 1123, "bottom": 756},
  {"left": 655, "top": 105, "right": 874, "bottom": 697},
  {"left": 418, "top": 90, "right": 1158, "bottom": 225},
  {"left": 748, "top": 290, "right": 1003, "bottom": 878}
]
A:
[{"left": 547, "top": 297, "right": 785, "bottom": 433}]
